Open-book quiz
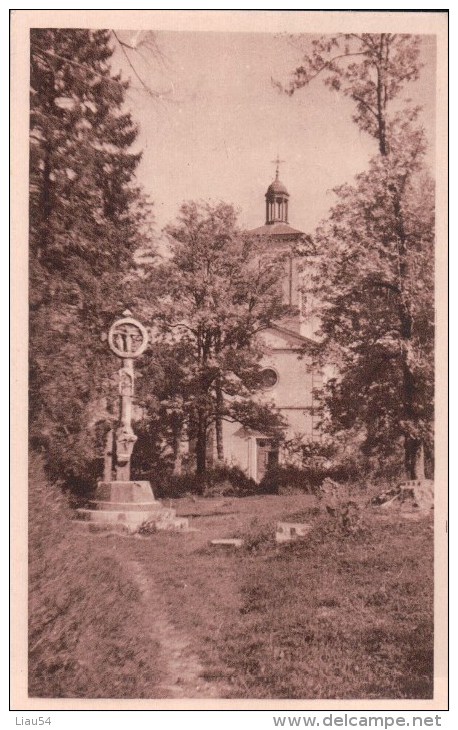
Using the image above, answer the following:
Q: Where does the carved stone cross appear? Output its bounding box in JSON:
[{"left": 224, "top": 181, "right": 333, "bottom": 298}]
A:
[{"left": 106, "top": 309, "right": 149, "bottom": 481}]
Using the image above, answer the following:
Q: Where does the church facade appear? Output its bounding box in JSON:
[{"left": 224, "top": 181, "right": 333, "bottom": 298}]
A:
[{"left": 218, "top": 166, "right": 321, "bottom": 482}]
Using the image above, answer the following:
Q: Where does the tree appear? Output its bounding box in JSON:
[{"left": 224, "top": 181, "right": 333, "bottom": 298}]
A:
[
  {"left": 29, "top": 29, "right": 155, "bottom": 485},
  {"left": 278, "top": 33, "right": 422, "bottom": 156},
  {"left": 311, "top": 139, "right": 434, "bottom": 478},
  {"left": 281, "top": 34, "right": 434, "bottom": 478},
  {"left": 147, "top": 201, "right": 290, "bottom": 478}
]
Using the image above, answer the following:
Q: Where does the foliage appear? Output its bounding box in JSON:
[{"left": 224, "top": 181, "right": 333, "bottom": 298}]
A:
[
  {"left": 202, "top": 464, "right": 259, "bottom": 497},
  {"left": 279, "top": 33, "right": 422, "bottom": 155},
  {"left": 28, "top": 454, "right": 162, "bottom": 698},
  {"left": 310, "top": 142, "right": 434, "bottom": 476},
  {"left": 29, "top": 29, "right": 155, "bottom": 487},
  {"left": 281, "top": 33, "right": 434, "bottom": 478},
  {"left": 280, "top": 435, "right": 368, "bottom": 489},
  {"left": 236, "top": 519, "right": 274, "bottom": 553},
  {"left": 258, "top": 465, "right": 308, "bottom": 494},
  {"left": 317, "top": 478, "right": 363, "bottom": 535},
  {"left": 142, "top": 201, "right": 291, "bottom": 475},
  {"left": 258, "top": 461, "right": 360, "bottom": 495},
  {"left": 137, "top": 461, "right": 259, "bottom": 499}
]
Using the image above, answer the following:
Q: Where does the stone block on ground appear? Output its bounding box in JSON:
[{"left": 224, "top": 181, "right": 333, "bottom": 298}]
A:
[
  {"left": 73, "top": 520, "right": 133, "bottom": 536},
  {"left": 209, "top": 538, "right": 244, "bottom": 548},
  {"left": 399, "top": 479, "right": 434, "bottom": 510},
  {"left": 276, "top": 522, "right": 312, "bottom": 543}
]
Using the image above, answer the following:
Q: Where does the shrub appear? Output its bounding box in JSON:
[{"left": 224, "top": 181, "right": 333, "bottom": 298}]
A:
[
  {"left": 203, "top": 465, "right": 258, "bottom": 497},
  {"left": 164, "top": 471, "right": 205, "bottom": 498},
  {"left": 141, "top": 463, "right": 259, "bottom": 499},
  {"left": 235, "top": 518, "right": 274, "bottom": 553},
  {"left": 282, "top": 436, "right": 374, "bottom": 488},
  {"left": 259, "top": 465, "right": 321, "bottom": 495}
]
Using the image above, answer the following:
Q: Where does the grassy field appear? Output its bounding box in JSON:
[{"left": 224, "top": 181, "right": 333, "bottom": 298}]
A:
[
  {"left": 29, "top": 472, "right": 434, "bottom": 700},
  {"left": 123, "top": 494, "right": 434, "bottom": 699}
]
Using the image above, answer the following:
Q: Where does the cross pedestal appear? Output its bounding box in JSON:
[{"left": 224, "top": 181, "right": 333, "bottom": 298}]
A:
[{"left": 76, "top": 479, "right": 188, "bottom": 534}]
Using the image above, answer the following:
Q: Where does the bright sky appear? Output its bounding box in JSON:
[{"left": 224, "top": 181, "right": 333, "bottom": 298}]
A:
[{"left": 112, "top": 31, "right": 436, "bottom": 239}]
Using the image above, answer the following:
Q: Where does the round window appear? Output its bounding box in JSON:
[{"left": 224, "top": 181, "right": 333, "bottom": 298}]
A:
[{"left": 260, "top": 368, "right": 278, "bottom": 389}]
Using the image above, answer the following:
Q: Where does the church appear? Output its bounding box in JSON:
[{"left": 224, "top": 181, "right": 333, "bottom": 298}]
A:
[{"left": 218, "top": 162, "right": 321, "bottom": 482}]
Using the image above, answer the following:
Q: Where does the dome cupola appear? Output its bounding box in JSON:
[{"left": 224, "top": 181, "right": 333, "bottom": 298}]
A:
[
  {"left": 266, "top": 178, "right": 289, "bottom": 197},
  {"left": 265, "top": 156, "right": 289, "bottom": 225}
]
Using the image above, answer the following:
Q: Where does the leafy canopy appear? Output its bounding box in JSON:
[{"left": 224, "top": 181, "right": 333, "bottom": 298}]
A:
[{"left": 140, "top": 201, "right": 291, "bottom": 474}]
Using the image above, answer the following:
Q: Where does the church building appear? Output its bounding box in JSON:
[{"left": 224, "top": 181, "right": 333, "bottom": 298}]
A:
[{"left": 220, "top": 162, "right": 321, "bottom": 482}]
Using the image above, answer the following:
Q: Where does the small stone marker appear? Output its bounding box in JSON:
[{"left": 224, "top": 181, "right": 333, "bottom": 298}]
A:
[
  {"left": 399, "top": 479, "right": 434, "bottom": 510},
  {"left": 210, "top": 538, "right": 244, "bottom": 548},
  {"left": 276, "top": 522, "right": 312, "bottom": 543}
]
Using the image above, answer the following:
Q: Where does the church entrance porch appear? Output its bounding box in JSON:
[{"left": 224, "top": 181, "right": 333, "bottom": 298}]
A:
[{"left": 256, "top": 438, "right": 279, "bottom": 483}]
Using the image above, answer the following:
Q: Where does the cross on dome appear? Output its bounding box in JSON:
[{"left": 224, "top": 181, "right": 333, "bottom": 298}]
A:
[{"left": 271, "top": 154, "right": 285, "bottom": 180}]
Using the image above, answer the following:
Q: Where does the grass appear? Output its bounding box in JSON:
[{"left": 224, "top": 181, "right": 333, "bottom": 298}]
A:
[
  {"left": 221, "top": 516, "right": 433, "bottom": 698},
  {"left": 28, "top": 455, "right": 163, "bottom": 698},
  {"left": 28, "top": 472, "right": 434, "bottom": 700},
  {"left": 124, "top": 495, "right": 434, "bottom": 699}
]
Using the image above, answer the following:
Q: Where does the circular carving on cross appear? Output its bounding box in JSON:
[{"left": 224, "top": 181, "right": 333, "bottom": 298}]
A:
[{"left": 108, "top": 309, "right": 149, "bottom": 359}]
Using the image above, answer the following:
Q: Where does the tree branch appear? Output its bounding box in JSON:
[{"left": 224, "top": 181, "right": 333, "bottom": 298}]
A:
[
  {"left": 112, "top": 30, "right": 166, "bottom": 100},
  {"left": 352, "top": 94, "right": 379, "bottom": 119},
  {"left": 293, "top": 51, "right": 368, "bottom": 86},
  {"left": 31, "top": 41, "right": 122, "bottom": 88}
]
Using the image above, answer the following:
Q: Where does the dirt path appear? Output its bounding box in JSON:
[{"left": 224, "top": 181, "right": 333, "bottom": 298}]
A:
[{"left": 125, "top": 556, "right": 227, "bottom": 699}]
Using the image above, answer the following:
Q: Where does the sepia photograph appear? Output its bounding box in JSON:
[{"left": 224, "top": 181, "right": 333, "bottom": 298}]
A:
[{"left": 11, "top": 9, "right": 448, "bottom": 711}]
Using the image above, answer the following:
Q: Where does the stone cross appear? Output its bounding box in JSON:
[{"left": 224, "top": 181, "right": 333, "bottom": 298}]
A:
[{"left": 107, "top": 309, "right": 149, "bottom": 481}]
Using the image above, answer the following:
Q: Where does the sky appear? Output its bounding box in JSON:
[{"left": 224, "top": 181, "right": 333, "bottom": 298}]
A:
[{"left": 111, "top": 31, "right": 436, "bottom": 239}]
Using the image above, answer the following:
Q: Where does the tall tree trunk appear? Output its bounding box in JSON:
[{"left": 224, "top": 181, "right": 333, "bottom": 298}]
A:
[
  {"left": 196, "top": 410, "right": 207, "bottom": 480},
  {"left": 215, "top": 378, "right": 224, "bottom": 463},
  {"left": 376, "top": 35, "right": 388, "bottom": 157},
  {"left": 195, "top": 332, "right": 208, "bottom": 481},
  {"left": 405, "top": 436, "right": 425, "bottom": 480},
  {"left": 414, "top": 442, "right": 425, "bottom": 479},
  {"left": 172, "top": 421, "right": 183, "bottom": 476},
  {"left": 392, "top": 186, "right": 425, "bottom": 482},
  {"left": 402, "top": 358, "right": 425, "bottom": 479},
  {"left": 206, "top": 423, "right": 215, "bottom": 467}
]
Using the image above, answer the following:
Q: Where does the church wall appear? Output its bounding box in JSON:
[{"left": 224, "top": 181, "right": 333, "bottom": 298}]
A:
[
  {"left": 279, "top": 408, "right": 314, "bottom": 439},
  {"left": 221, "top": 420, "right": 253, "bottom": 474},
  {"left": 220, "top": 340, "right": 318, "bottom": 481},
  {"left": 258, "top": 348, "right": 314, "bottom": 438}
]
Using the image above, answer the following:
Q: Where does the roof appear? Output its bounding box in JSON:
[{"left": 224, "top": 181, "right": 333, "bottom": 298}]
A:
[
  {"left": 248, "top": 222, "right": 305, "bottom": 237},
  {"left": 232, "top": 427, "right": 267, "bottom": 439},
  {"left": 268, "top": 323, "right": 316, "bottom": 346},
  {"left": 266, "top": 178, "right": 289, "bottom": 196}
]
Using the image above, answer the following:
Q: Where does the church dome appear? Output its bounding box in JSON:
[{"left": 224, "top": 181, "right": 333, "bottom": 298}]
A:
[{"left": 266, "top": 178, "right": 289, "bottom": 197}]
